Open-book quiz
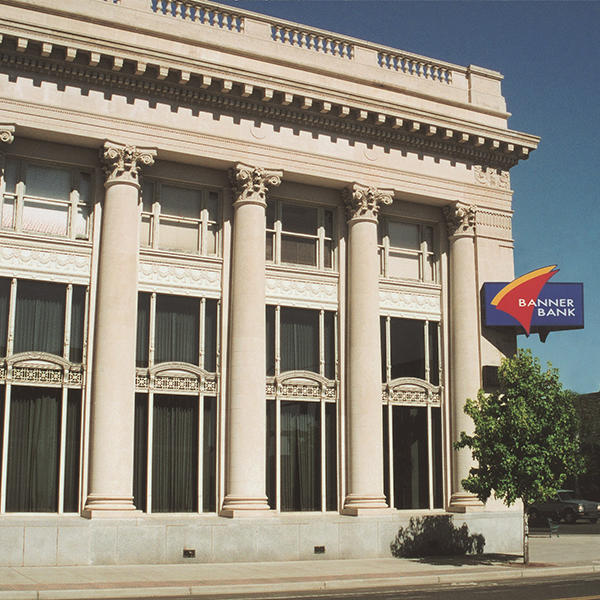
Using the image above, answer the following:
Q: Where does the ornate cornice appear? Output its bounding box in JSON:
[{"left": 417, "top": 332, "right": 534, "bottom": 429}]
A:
[
  {"left": 101, "top": 141, "right": 156, "bottom": 187},
  {"left": 343, "top": 183, "right": 393, "bottom": 222},
  {"left": 0, "top": 125, "right": 15, "bottom": 144},
  {"left": 0, "top": 35, "right": 534, "bottom": 170},
  {"left": 443, "top": 202, "right": 477, "bottom": 237},
  {"left": 229, "top": 164, "right": 282, "bottom": 207}
]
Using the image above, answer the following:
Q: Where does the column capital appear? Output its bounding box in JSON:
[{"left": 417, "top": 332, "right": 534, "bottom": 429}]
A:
[
  {"left": 101, "top": 141, "right": 156, "bottom": 187},
  {"left": 343, "top": 183, "right": 393, "bottom": 223},
  {"left": 0, "top": 125, "right": 15, "bottom": 144},
  {"left": 229, "top": 163, "right": 282, "bottom": 208},
  {"left": 443, "top": 202, "right": 476, "bottom": 237}
]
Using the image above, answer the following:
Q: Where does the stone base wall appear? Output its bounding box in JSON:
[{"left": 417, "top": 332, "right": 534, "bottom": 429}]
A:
[{"left": 0, "top": 511, "right": 522, "bottom": 566}]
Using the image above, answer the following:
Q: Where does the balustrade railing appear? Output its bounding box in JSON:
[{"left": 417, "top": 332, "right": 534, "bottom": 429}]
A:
[
  {"left": 378, "top": 51, "right": 452, "bottom": 84},
  {"left": 271, "top": 24, "right": 353, "bottom": 59},
  {"left": 151, "top": 0, "right": 244, "bottom": 32}
]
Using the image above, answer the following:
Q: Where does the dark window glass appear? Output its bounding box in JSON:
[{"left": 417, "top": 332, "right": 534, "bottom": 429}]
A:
[
  {"left": 266, "top": 400, "right": 276, "bottom": 509},
  {"left": 155, "top": 295, "right": 199, "bottom": 364},
  {"left": 432, "top": 407, "right": 443, "bottom": 508},
  {"left": 428, "top": 322, "right": 439, "bottom": 385},
  {"left": 0, "top": 278, "right": 9, "bottom": 357},
  {"left": 6, "top": 387, "right": 60, "bottom": 512},
  {"left": 204, "top": 300, "right": 218, "bottom": 372},
  {"left": 281, "top": 204, "right": 317, "bottom": 235},
  {"left": 133, "top": 393, "right": 148, "bottom": 512},
  {"left": 266, "top": 305, "right": 275, "bottom": 376},
  {"left": 14, "top": 280, "right": 65, "bottom": 356},
  {"left": 63, "top": 389, "right": 81, "bottom": 512},
  {"left": 280, "top": 307, "right": 319, "bottom": 373},
  {"left": 152, "top": 395, "right": 198, "bottom": 512},
  {"left": 324, "top": 311, "right": 335, "bottom": 380},
  {"left": 390, "top": 318, "right": 425, "bottom": 380},
  {"left": 325, "top": 402, "right": 337, "bottom": 511},
  {"left": 392, "top": 406, "right": 429, "bottom": 509},
  {"left": 383, "top": 406, "right": 389, "bottom": 506},
  {"left": 280, "top": 401, "right": 321, "bottom": 511},
  {"left": 69, "top": 286, "right": 86, "bottom": 363},
  {"left": 136, "top": 293, "right": 150, "bottom": 368},
  {"left": 380, "top": 317, "right": 387, "bottom": 382},
  {"left": 281, "top": 234, "right": 317, "bottom": 266},
  {"left": 202, "top": 397, "right": 217, "bottom": 512}
]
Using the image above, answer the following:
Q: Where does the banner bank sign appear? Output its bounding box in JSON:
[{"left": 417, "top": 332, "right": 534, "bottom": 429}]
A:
[{"left": 483, "top": 265, "right": 584, "bottom": 336}]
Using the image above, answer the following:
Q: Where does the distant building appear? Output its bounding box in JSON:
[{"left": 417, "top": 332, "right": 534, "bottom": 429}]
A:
[{"left": 0, "top": 0, "right": 538, "bottom": 565}]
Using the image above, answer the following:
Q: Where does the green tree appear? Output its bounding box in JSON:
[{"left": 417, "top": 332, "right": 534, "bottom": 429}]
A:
[{"left": 455, "top": 348, "right": 584, "bottom": 562}]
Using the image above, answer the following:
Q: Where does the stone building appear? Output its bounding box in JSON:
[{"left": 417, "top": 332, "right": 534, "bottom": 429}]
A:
[{"left": 0, "top": 0, "right": 539, "bottom": 565}]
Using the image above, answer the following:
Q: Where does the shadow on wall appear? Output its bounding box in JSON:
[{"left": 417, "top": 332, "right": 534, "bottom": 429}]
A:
[{"left": 390, "top": 515, "right": 485, "bottom": 558}]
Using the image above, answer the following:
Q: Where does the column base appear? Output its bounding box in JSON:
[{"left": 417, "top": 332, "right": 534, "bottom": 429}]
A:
[
  {"left": 448, "top": 492, "right": 485, "bottom": 513},
  {"left": 342, "top": 494, "right": 390, "bottom": 515},
  {"left": 220, "top": 495, "right": 273, "bottom": 518},
  {"left": 83, "top": 494, "right": 140, "bottom": 519}
]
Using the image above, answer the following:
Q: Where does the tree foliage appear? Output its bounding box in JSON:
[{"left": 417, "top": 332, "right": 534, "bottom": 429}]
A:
[{"left": 455, "top": 348, "right": 584, "bottom": 507}]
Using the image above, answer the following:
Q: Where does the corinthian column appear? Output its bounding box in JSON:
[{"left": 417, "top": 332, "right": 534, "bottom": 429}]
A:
[
  {"left": 443, "top": 202, "right": 483, "bottom": 511},
  {"left": 84, "top": 142, "right": 156, "bottom": 518},
  {"left": 0, "top": 125, "right": 15, "bottom": 145},
  {"left": 342, "top": 183, "right": 392, "bottom": 515},
  {"left": 221, "top": 164, "right": 281, "bottom": 517}
]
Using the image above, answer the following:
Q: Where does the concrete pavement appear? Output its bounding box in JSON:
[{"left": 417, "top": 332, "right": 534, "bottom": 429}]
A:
[{"left": 1, "top": 527, "right": 600, "bottom": 599}]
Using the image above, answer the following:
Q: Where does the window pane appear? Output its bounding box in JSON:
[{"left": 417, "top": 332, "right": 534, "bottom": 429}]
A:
[
  {"left": 266, "top": 305, "right": 275, "bottom": 376},
  {"left": 14, "top": 280, "right": 65, "bottom": 356},
  {"left": 69, "top": 285, "right": 86, "bottom": 363},
  {"left": 205, "top": 192, "right": 219, "bottom": 221},
  {"left": 133, "top": 393, "right": 148, "bottom": 512},
  {"left": 432, "top": 407, "right": 444, "bottom": 508},
  {"left": 142, "top": 181, "right": 154, "bottom": 213},
  {"left": 281, "top": 235, "right": 317, "bottom": 266},
  {"left": 152, "top": 395, "right": 198, "bottom": 512},
  {"left": 140, "top": 214, "right": 152, "bottom": 248},
  {"left": 2, "top": 197, "right": 14, "bottom": 228},
  {"left": 388, "top": 221, "right": 419, "bottom": 250},
  {"left": 392, "top": 406, "right": 429, "bottom": 509},
  {"left": 266, "top": 400, "right": 276, "bottom": 509},
  {"left": 0, "top": 278, "right": 9, "bottom": 357},
  {"left": 390, "top": 318, "right": 425, "bottom": 380},
  {"left": 63, "top": 389, "right": 81, "bottom": 512},
  {"left": 79, "top": 173, "right": 91, "bottom": 204},
  {"left": 324, "top": 210, "right": 334, "bottom": 238},
  {"left": 380, "top": 317, "right": 387, "bottom": 383},
  {"left": 6, "top": 387, "right": 60, "bottom": 512},
  {"left": 282, "top": 204, "right": 317, "bottom": 235},
  {"left": 280, "top": 401, "right": 321, "bottom": 511},
  {"left": 428, "top": 322, "right": 439, "bottom": 386},
  {"left": 424, "top": 226, "right": 434, "bottom": 250},
  {"left": 383, "top": 406, "right": 389, "bottom": 506},
  {"left": 325, "top": 402, "right": 337, "bottom": 511},
  {"left": 266, "top": 231, "right": 274, "bottom": 261},
  {"left": 324, "top": 311, "right": 335, "bottom": 379},
  {"left": 280, "top": 307, "right": 319, "bottom": 373},
  {"left": 26, "top": 164, "right": 71, "bottom": 200},
  {"left": 3, "top": 158, "right": 17, "bottom": 194},
  {"left": 388, "top": 251, "right": 419, "bottom": 280},
  {"left": 202, "top": 397, "right": 217, "bottom": 512},
  {"left": 159, "top": 219, "right": 199, "bottom": 253},
  {"left": 203, "top": 299, "right": 217, "bottom": 372},
  {"left": 155, "top": 295, "right": 199, "bottom": 364},
  {"left": 266, "top": 201, "right": 275, "bottom": 229},
  {"left": 324, "top": 239, "right": 332, "bottom": 269},
  {"left": 22, "top": 199, "right": 69, "bottom": 236},
  {"left": 161, "top": 185, "right": 201, "bottom": 218},
  {"left": 136, "top": 293, "right": 150, "bottom": 368}
]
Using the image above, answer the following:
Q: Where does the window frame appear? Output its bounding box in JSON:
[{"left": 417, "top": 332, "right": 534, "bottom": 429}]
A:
[
  {"left": 140, "top": 179, "right": 221, "bottom": 257},
  {"left": 0, "top": 156, "right": 92, "bottom": 241},
  {"left": 378, "top": 218, "right": 437, "bottom": 283},
  {"left": 266, "top": 199, "right": 335, "bottom": 271}
]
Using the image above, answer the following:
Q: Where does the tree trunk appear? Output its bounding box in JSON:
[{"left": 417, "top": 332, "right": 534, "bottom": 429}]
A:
[{"left": 523, "top": 506, "right": 529, "bottom": 564}]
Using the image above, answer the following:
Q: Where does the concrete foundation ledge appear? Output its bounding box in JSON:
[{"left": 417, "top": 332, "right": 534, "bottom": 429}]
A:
[{"left": 0, "top": 510, "right": 523, "bottom": 567}]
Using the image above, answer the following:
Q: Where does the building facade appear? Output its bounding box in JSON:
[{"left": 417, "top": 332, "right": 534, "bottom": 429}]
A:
[{"left": 0, "top": 0, "right": 539, "bottom": 565}]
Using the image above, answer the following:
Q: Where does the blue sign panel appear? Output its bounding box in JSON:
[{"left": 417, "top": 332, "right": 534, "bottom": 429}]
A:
[{"left": 483, "top": 282, "right": 584, "bottom": 330}]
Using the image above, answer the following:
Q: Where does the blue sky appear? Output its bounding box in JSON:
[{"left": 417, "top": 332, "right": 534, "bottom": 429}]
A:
[{"left": 221, "top": 0, "right": 599, "bottom": 393}]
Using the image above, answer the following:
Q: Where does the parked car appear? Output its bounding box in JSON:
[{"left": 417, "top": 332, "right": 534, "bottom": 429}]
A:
[{"left": 528, "top": 490, "right": 600, "bottom": 524}]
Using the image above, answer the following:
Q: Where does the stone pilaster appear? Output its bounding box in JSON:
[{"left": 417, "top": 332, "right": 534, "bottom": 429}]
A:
[
  {"left": 84, "top": 142, "right": 156, "bottom": 518},
  {"left": 342, "top": 183, "right": 392, "bottom": 515},
  {"left": 221, "top": 164, "right": 281, "bottom": 517},
  {"left": 443, "top": 202, "right": 483, "bottom": 511}
]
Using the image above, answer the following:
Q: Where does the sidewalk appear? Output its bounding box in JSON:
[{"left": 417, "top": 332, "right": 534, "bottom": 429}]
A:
[{"left": 2, "top": 533, "right": 600, "bottom": 599}]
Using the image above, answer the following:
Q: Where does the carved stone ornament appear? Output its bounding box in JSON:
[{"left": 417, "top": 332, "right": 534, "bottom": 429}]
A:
[
  {"left": 229, "top": 163, "right": 282, "bottom": 207},
  {"left": 101, "top": 141, "right": 156, "bottom": 186},
  {"left": 343, "top": 183, "right": 393, "bottom": 222},
  {"left": 0, "top": 125, "right": 15, "bottom": 144},
  {"left": 473, "top": 165, "right": 510, "bottom": 190},
  {"left": 443, "top": 202, "right": 476, "bottom": 236}
]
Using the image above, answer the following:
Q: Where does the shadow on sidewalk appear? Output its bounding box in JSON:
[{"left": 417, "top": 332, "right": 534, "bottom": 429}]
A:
[{"left": 410, "top": 553, "right": 521, "bottom": 567}]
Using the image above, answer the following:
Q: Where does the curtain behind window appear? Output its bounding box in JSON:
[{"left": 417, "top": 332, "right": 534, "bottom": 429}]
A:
[
  {"left": 133, "top": 393, "right": 148, "bottom": 512},
  {"left": 6, "top": 387, "right": 60, "bottom": 512},
  {"left": 280, "top": 308, "right": 319, "bottom": 373},
  {"left": 69, "top": 286, "right": 86, "bottom": 363},
  {"left": 63, "top": 389, "right": 81, "bottom": 512},
  {"left": 202, "top": 397, "right": 217, "bottom": 512},
  {"left": 203, "top": 300, "right": 217, "bottom": 373},
  {"left": 155, "top": 295, "right": 199, "bottom": 364},
  {"left": 152, "top": 395, "right": 198, "bottom": 512},
  {"left": 280, "top": 401, "right": 320, "bottom": 511},
  {"left": 14, "top": 280, "right": 65, "bottom": 356},
  {"left": 136, "top": 293, "right": 150, "bottom": 368},
  {"left": 0, "top": 278, "right": 9, "bottom": 357}
]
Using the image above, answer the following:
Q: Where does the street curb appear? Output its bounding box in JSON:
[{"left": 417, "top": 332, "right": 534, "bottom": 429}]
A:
[{"left": 1, "top": 564, "right": 599, "bottom": 600}]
